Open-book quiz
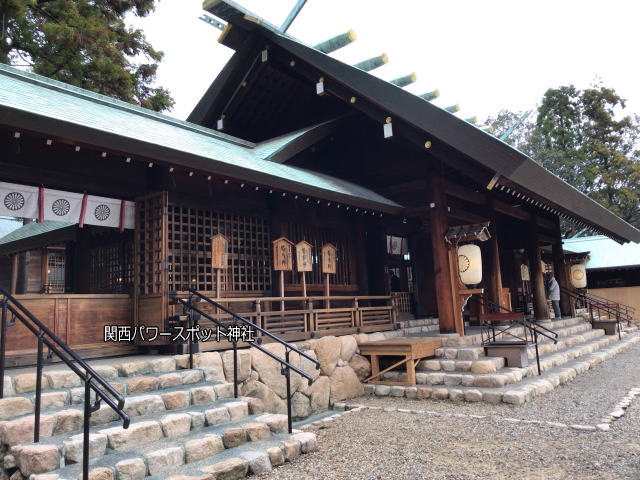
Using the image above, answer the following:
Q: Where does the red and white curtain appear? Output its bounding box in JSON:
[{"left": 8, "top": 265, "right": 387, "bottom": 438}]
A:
[{"left": 0, "top": 181, "right": 135, "bottom": 230}]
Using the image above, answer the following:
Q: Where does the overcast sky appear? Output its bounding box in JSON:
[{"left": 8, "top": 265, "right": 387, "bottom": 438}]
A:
[{"left": 134, "top": 0, "right": 640, "bottom": 123}]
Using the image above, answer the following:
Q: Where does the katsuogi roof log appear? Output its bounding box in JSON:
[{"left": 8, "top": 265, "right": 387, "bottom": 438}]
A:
[{"left": 314, "top": 30, "right": 357, "bottom": 53}]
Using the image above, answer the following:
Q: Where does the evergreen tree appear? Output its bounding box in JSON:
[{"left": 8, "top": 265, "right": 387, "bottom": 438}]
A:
[{"left": 0, "top": 0, "right": 173, "bottom": 111}]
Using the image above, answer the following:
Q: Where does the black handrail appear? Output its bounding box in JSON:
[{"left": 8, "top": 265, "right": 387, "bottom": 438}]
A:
[
  {"left": 560, "top": 286, "right": 624, "bottom": 339},
  {"left": 579, "top": 289, "right": 636, "bottom": 318},
  {"left": 171, "top": 288, "right": 320, "bottom": 433},
  {"left": 476, "top": 294, "right": 558, "bottom": 375},
  {"left": 0, "top": 287, "right": 130, "bottom": 480}
]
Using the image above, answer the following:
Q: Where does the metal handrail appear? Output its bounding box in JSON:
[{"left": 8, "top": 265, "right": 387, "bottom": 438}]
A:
[
  {"left": 579, "top": 289, "right": 636, "bottom": 317},
  {"left": 171, "top": 288, "right": 320, "bottom": 433},
  {"left": 560, "top": 286, "right": 624, "bottom": 339},
  {"left": 0, "top": 287, "right": 130, "bottom": 480}
]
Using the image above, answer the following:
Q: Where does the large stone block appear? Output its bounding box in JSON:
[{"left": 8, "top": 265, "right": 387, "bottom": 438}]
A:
[
  {"left": 100, "top": 421, "right": 163, "bottom": 451},
  {"left": 160, "top": 413, "right": 192, "bottom": 437},
  {"left": 77, "top": 467, "right": 114, "bottom": 480},
  {"left": 162, "top": 390, "right": 190, "bottom": 410},
  {"left": 194, "top": 352, "right": 223, "bottom": 369},
  {"left": 54, "top": 409, "right": 84, "bottom": 435},
  {"left": 191, "top": 386, "right": 215, "bottom": 405},
  {"left": 158, "top": 373, "right": 182, "bottom": 389},
  {"left": 116, "top": 361, "right": 151, "bottom": 377},
  {"left": 13, "top": 374, "right": 39, "bottom": 393},
  {"left": 146, "top": 447, "right": 184, "bottom": 475},
  {"left": 201, "top": 458, "right": 248, "bottom": 480},
  {"left": 329, "top": 367, "right": 364, "bottom": 403},
  {"left": 40, "top": 391, "right": 68, "bottom": 410},
  {"left": 1, "top": 415, "right": 55, "bottom": 445},
  {"left": 150, "top": 357, "right": 176, "bottom": 373},
  {"left": 239, "top": 451, "right": 272, "bottom": 475},
  {"left": 226, "top": 401, "right": 249, "bottom": 420},
  {"left": 123, "top": 395, "right": 165, "bottom": 417},
  {"left": 0, "top": 397, "right": 34, "bottom": 419},
  {"left": 13, "top": 444, "right": 59, "bottom": 475},
  {"left": 471, "top": 359, "right": 499, "bottom": 374},
  {"left": 202, "top": 366, "right": 226, "bottom": 383},
  {"left": 282, "top": 439, "right": 301, "bottom": 461},
  {"left": 245, "top": 396, "right": 264, "bottom": 415},
  {"left": 115, "top": 458, "right": 146, "bottom": 480},
  {"left": 310, "top": 376, "right": 330, "bottom": 413},
  {"left": 240, "top": 380, "right": 286, "bottom": 414},
  {"left": 291, "top": 432, "right": 318, "bottom": 453},
  {"left": 348, "top": 354, "right": 371, "bottom": 380},
  {"left": 250, "top": 344, "right": 300, "bottom": 398},
  {"left": 339, "top": 336, "right": 358, "bottom": 361},
  {"left": 64, "top": 433, "right": 108, "bottom": 463},
  {"left": 266, "top": 446, "right": 284, "bottom": 467},
  {"left": 292, "top": 391, "right": 311, "bottom": 418},
  {"left": 124, "top": 376, "right": 158, "bottom": 394},
  {"left": 222, "top": 427, "right": 247, "bottom": 448},
  {"left": 314, "top": 336, "right": 341, "bottom": 376},
  {"left": 243, "top": 422, "right": 271, "bottom": 442},
  {"left": 93, "top": 366, "right": 118, "bottom": 379},
  {"left": 254, "top": 414, "right": 288, "bottom": 433},
  {"left": 3, "top": 376, "right": 15, "bottom": 395},
  {"left": 185, "top": 435, "right": 224, "bottom": 463},
  {"left": 297, "top": 350, "right": 321, "bottom": 385},
  {"left": 45, "top": 370, "right": 81, "bottom": 389},
  {"left": 222, "top": 350, "right": 252, "bottom": 383},
  {"left": 205, "top": 407, "right": 231, "bottom": 426},
  {"left": 214, "top": 383, "right": 234, "bottom": 400},
  {"left": 503, "top": 390, "right": 527, "bottom": 405},
  {"left": 180, "top": 370, "right": 204, "bottom": 384},
  {"left": 90, "top": 405, "right": 118, "bottom": 426}
]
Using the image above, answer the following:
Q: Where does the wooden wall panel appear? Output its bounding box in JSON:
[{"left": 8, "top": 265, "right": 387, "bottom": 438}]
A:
[
  {"left": 137, "top": 295, "right": 166, "bottom": 345},
  {"left": 68, "top": 297, "right": 132, "bottom": 346}
]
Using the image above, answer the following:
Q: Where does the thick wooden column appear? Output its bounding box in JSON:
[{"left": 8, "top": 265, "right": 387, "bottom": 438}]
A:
[
  {"left": 485, "top": 201, "right": 503, "bottom": 307},
  {"left": 10, "top": 254, "right": 19, "bottom": 294},
  {"left": 527, "top": 219, "right": 549, "bottom": 320},
  {"left": 355, "top": 223, "right": 370, "bottom": 296},
  {"left": 365, "top": 226, "right": 388, "bottom": 295},
  {"left": 552, "top": 217, "right": 574, "bottom": 317},
  {"left": 430, "top": 172, "right": 456, "bottom": 333},
  {"left": 410, "top": 230, "right": 437, "bottom": 317}
]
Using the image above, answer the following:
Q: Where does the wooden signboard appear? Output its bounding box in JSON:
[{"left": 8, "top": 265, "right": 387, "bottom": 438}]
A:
[
  {"left": 273, "top": 237, "right": 294, "bottom": 271},
  {"left": 295, "top": 241, "right": 313, "bottom": 272},
  {"left": 296, "top": 241, "right": 313, "bottom": 297},
  {"left": 211, "top": 234, "right": 229, "bottom": 270},
  {"left": 321, "top": 243, "right": 337, "bottom": 307},
  {"left": 321, "top": 243, "right": 337, "bottom": 274}
]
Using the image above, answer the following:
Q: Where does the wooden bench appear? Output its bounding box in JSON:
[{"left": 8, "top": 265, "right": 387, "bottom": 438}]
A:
[{"left": 359, "top": 338, "right": 443, "bottom": 386}]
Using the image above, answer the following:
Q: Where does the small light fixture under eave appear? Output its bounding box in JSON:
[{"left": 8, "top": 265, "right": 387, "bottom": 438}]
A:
[
  {"left": 13, "top": 131, "right": 20, "bottom": 138},
  {"left": 316, "top": 77, "right": 325, "bottom": 96},
  {"left": 148, "top": 162, "right": 154, "bottom": 168},
  {"left": 224, "top": 179, "right": 229, "bottom": 184},
  {"left": 189, "top": 172, "right": 194, "bottom": 177},
  {"left": 424, "top": 140, "right": 432, "bottom": 149},
  {"left": 383, "top": 119, "right": 393, "bottom": 139},
  {"left": 282, "top": 192, "right": 286, "bottom": 197},
  {"left": 125, "top": 157, "right": 131, "bottom": 163},
  {"left": 269, "top": 189, "right": 273, "bottom": 193},
  {"left": 75, "top": 146, "right": 81, "bottom": 152},
  {"left": 261, "top": 49, "right": 268, "bottom": 62},
  {"left": 240, "top": 183, "right": 244, "bottom": 187},
  {"left": 294, "top": 195, "right": 298, "bottom": 199},
  {"left": 169, "top": 167, "right": 174, "bottom": 173},
  {"left": 101, "top": 152, "right": 107, "bottom": 158},
  {"left": 217, "top": 115, "right": 225, "bottom": 130},
  {"left": 46, "top": 139, "right": 53, "bottom": 145},
  {"left": 289, "top": 60, "right": 296, "bottom": 67},
  {"left": 350, "top": 96, "right": 357, "bottom": 104},
  {"left": 207, "top": 176, "right": 212, "bottom": 181},
  {"left": 306, "top": 197, "right": 309, "bottom": 202},
  {"left": 255, "top": 186, "right": 259, "bottom": 191}
]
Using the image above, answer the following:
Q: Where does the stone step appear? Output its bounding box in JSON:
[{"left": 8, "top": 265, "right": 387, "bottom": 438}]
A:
[
  {"left": 384, "top": 328, "right": 622, "bottom": 389},
  {"left": 5, "top": 398, "right": 273, "bottom": 477},
  {"left": 526, "top": 329, "right": 605, "bottom": 358},
  {"left": 366, "top": 331, "right": 639, "bottom": 404},
  {"left": 397, "top": 318, "right": 439, "bottom": 329}
]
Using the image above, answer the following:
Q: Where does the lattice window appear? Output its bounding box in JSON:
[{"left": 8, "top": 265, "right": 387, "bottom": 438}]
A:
[
  {"left": 90, "top": 243, "right": 134, "bottom": 293},
  {"left": 167, "top": 205, "right": 271, "bottom": 293},
  {"left": 286, "top": 222, "right": 353, "bottom": 285},
  {"left": 45, "top": 249, "right": 65, "bottom": 293}
]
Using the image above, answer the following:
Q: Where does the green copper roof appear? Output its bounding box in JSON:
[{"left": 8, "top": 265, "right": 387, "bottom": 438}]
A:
[
  {"left": 0, "top": 63, "right": 402, "bottom": 214},
  {"left": 0, "top": 221, "right": 74, "bottom": 246},
  {"left": 563, "top": 236, "right": 640, "bottom": 270},
  {"left": 0, "top": 221, "right": 75, "bottom": 255}
]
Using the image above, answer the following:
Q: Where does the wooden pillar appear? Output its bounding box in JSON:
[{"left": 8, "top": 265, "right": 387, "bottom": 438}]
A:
[
  {"left": 552, "top": 217, "right": 575, "bottom": 317},
  {"left": 486, "top": 201, "right": 503, "bottom": 307},
  {"left": 10, "top": 254, "right": 19, "bottom": 294},
  {"left": 365, "top": 226, "right": 387, "bottom": 295},
  {"left": 527, "top": 219, "right": 549, "bottom": 320},
  {"left": 354, "top": 223, "right": 370, "bottom": 296},
  {"left": 430, "top": 172, "right": 456, "bottom": 333},
  {"left": 409, "top": 230, "right": 437, "bottom": 316}
]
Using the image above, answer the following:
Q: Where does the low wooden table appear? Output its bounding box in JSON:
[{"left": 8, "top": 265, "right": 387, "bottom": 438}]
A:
[{"left": 359, "top": 337, "right": 443, "bottom": 386}]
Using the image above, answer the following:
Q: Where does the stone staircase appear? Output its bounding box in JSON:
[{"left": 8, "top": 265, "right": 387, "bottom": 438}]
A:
[
  {"left": 0, "top": 354, "right": 318, "bottom": 480},
  {"left": 365, "top": 317, "right": 640, "bottom": 405}
]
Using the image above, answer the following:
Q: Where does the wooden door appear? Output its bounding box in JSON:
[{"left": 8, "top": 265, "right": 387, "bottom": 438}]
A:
[{"left": 134, "top": 191, "right": 169, "bottom": 345}]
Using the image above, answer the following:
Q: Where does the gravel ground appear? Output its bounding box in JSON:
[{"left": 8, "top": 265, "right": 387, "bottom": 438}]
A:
[{"left": 256, "top": 341, "right": 640, "bottom": 479}]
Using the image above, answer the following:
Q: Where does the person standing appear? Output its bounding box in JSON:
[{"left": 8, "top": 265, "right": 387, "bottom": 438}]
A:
[{"left": 547, "top": 274, "right": 561, "bottom": 318}]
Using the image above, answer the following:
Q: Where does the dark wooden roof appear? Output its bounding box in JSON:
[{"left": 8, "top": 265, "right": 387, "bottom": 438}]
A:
[{"left": 193, "top": 0, "right": 640, "bottom": 244}]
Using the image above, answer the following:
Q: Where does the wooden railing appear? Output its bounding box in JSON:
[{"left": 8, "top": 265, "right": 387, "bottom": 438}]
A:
[
  {"left": 391, "top": 292, "right": 413, "bottom": 314},
  {"left": 171, "top": 294, "right": 396, "bottom": 340}
]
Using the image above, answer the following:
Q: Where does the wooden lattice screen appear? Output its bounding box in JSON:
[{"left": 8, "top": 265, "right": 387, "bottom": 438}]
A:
[
  {"left": 167, "top": 205, "right": 271, "bottom": 293},
  {"left": 89, "top": 243, "right": 134, "bottom": 293},
  {"left": 45, "top": 248, "right": 65, "bottom": 293},
  {"left": 135, "top": 192, "right": 168, "bottom": 296},
  {"left": 286, "top": 222, "right": 354, "bottom": 285}
]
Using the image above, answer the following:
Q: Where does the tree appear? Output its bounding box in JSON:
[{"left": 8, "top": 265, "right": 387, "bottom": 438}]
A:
[
  {"left": 485, "top": 84, "right": 640, "bottom": 229},
  {"left": 0, "top": 0, "right": 174, "bottom": 111}
]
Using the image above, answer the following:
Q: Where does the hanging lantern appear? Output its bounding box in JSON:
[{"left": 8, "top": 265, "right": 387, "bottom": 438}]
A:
[
  {"left": 458, "top": 244, "right": 482, "bottom": 285},
  {"left": 570, "top": 263, "right": 587, "bottom": 289}
]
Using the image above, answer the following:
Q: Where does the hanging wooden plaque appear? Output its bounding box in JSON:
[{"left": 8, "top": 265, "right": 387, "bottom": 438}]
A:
[
  {"left": 211, "top": 234, "right": 229, "bottom": 270},
  {"left": 321, "top": 243, "right": 337, "bottom": 274},
  {"left": 272, "top": 237, "right": 294, "bottom": 271},
  {"left": 295, "top": 241, "right": 313, "bottom": 272}
]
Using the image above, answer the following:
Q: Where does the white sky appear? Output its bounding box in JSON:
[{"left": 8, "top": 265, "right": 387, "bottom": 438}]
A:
[{"left": 135, "top": 0, "right": 640, "bottom": 123}]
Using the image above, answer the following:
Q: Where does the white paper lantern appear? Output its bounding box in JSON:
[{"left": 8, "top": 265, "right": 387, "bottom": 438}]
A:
[
  {"left": 570, "top": 263, "right": 587, "bottom": 289},
  {"left": 458, "top": 244, "right": 482, "bottom": 285}
]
